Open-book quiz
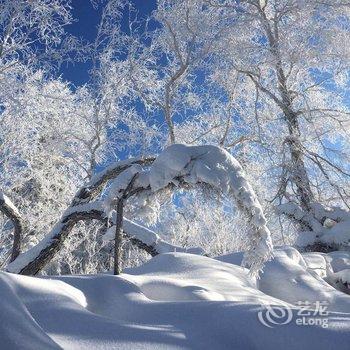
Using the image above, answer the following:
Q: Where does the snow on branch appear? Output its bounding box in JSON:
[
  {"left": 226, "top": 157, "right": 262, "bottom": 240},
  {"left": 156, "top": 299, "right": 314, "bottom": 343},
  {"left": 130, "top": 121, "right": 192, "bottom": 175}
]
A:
[
  {"left": 278, "top": 202, "right": 350, "bottom": 250},
  {"left": 71, "top": 157, "right": 155, "bottom": 206},
  {"left": 103, "top": 219, "right": 205, "bottom": 256},
  {"left": 7, "top": 198, "right": 204, "bottom": 275},
  {"left": 0, "top": 191, "right": 24, "bottom": 262},
  {"left": 277, "top": 202, "right": 323, "bottom": 232},
  {"left": 7, "top": 144, "right": 273, "bottom": 276},
  {"left": 6, "top": 202, "right": 106, "bottom": 275},
  {"left": 144, "top": 144, "right": 273, "bottom": 275}
]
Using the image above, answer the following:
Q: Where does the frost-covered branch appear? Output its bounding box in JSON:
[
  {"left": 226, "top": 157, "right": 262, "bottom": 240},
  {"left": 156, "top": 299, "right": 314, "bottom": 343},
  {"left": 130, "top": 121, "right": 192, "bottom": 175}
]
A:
[
  {"left": 6, "top": 198, "right": 203, "bottom": 275},
  {"left": 71, "top": 157, "right": 155, "bottom": 206},
  {"left": 7, "top": 144, "right": 273, "bottom": 276},
  {"left": 0, "top": 191, "right": 24, "bottom": 262},
  {"left": 278, "top": 202, "right": 350, "bottom": 251},
  {"left": 6, "top": 202, "right": 105, "bottom": 275}
]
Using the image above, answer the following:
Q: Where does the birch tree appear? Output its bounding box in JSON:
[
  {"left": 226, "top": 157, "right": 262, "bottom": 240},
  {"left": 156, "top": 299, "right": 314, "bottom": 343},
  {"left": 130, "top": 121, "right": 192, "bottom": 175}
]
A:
[{"left": 206, "top": 0, "right": 350, "bottom": 231}]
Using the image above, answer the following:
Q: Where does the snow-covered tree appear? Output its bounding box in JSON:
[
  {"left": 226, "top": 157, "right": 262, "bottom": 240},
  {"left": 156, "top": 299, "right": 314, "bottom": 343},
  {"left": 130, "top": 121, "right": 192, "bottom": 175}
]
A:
[
  {"left": 0, "top": 72, "right": 99, "bottom": 265},
  {"left": 126, "top": 0, "right": 229, "bottom": 145},
  {"left": 6, "top": 144, "right": 273, "bottom": 277},
  {"left": 1, "top": 0, "right": 349, "bottom": 276},
  {"left": 202, "top": 0, "right": 350, "bottom": 238},
  {"left": 0, "top": 0, "right": 77, "bottom": 265}
]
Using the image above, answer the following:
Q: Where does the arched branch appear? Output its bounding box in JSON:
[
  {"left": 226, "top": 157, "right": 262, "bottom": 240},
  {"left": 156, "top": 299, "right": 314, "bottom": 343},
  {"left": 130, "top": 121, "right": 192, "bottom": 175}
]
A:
[
  {"left": 7, "top": 200, "right": 202, "bottom": 275},
  {"left": 7, "top": 144, "right": 273, "bottom": 277},
  {"left": 71, "top": 157, "right": 155, "bottom": 206},
  {"left": 107, "top": 144, "right": 274, "bottom": 275}
]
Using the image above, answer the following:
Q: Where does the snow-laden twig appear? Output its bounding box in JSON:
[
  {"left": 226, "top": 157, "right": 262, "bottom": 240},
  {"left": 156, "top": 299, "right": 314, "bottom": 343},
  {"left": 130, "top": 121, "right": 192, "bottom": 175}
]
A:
[
  {"left": 278, "top": 202, "right": 350, "bottom": 250},
  {"left": 72, "top": 157, "right": 155, "bottom": 206}
]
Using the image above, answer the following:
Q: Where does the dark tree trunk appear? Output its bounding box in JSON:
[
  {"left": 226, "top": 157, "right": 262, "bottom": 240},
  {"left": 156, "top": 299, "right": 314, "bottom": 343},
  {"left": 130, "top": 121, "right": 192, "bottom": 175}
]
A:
[
  {"left": 0, "top": 194, "right": 24, "bottom": 262},
  {"left": 114, "top": 198, "right": 124, "bottom": 275}
]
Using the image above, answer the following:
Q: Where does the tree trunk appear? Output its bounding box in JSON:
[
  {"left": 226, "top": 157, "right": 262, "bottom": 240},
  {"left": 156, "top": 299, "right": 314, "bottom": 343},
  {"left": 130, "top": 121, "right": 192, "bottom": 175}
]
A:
[
  {"left": 285, "top": 115, "right": 314, "bottom": 213},
  {"left": 114, "top": 198, "right": 124, "bottom": 275},
  {"left": 260, "top": 6, "right": 314, "bottom": 214},
  {"left": 0, "top": 193, "right": 24, "bottom": 262}
]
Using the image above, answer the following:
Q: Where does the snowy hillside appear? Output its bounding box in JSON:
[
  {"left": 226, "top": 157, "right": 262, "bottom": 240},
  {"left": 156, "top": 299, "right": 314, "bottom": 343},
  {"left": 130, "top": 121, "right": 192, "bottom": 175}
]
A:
[{"left": 1, "top": 247, "right": 349, "bottom": 350}]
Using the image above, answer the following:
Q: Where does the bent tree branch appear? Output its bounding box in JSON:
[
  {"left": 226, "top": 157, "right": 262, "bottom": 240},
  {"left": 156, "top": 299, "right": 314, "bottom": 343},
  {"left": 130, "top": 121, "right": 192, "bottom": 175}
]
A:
[
  {"left": 0, "top": 192, "right": 24, "bottom": 262},
  {"left": 6, "top": 201, "right": 186, "bottom": 276},
  {"left": 6, "top": 157, "right": 201, "bottom": 275},
  {"left": 7, "top": 145, "right": 273, "bottom": 276}
]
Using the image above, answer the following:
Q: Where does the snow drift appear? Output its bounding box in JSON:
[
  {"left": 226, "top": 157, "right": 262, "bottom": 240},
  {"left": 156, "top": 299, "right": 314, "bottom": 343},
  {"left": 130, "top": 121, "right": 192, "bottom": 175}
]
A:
[{"left": 1, "top": 247, "right": 349, "bottom": 349}]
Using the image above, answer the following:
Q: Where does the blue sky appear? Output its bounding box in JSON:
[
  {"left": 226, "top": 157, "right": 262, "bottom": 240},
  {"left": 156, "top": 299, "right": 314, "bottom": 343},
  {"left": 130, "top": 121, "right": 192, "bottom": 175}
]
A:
[
  {"left": 57, "top": 1, "right": 160, "bottom": 166},
  {"left": 60, "top": 0, "right": 157, "bottom": 86},
  {"left": 58, "top": 0, "right": 350, "bottom": 149}
]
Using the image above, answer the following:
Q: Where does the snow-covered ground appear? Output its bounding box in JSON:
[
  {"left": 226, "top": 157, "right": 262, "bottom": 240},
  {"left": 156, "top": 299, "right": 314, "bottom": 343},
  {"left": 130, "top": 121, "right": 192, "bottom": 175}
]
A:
[{"left": 1, "top": 247, "right": 349, "bottom": 349}]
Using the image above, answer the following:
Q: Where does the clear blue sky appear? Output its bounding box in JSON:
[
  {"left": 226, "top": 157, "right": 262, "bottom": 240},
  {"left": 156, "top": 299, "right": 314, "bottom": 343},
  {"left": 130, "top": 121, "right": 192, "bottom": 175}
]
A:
[{"left": 60, "top": 0, "right": 157, "bottom": 87}]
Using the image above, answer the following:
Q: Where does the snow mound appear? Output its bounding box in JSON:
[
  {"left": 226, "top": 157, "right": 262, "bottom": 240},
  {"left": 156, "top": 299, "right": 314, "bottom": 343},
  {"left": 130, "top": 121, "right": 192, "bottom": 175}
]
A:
[
  {"left": 124, "top": 253, "right": 282, "bottom": 304},
  {"left": 327, "top": 251, "right": 350, "bottom": 272},
  {"left": 218, "top": 246, "right": 350, "bottom": 312},
  {"left": 0, "top": 273, "right": 60, "bottom": 350},
  {"left": 325, "top": 251, "right": 350, "bottom": 289},
  {"left": 1, "top": 248, "right": 350, "bottom": 349}
]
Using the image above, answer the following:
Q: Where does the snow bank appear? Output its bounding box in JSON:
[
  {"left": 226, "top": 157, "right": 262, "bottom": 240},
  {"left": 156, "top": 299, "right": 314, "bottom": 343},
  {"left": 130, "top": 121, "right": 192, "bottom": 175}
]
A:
[
  {"left": 1, "top": 249, "right": 349, "bottom": 349},
  {"left": 0, "top": 273, "right": 61, "bottom": 350},
  {"left": 218, "top": 246, "right": 350, "bottom": 312},
  {"left": 327, "top": 251, "right": 350, "bottom": 273},
  {"left": 334, "top": 269, "right": 350, "bottom": 285},
  {"left": 124, "top": 253, "right": 280, "bottom": 304}
]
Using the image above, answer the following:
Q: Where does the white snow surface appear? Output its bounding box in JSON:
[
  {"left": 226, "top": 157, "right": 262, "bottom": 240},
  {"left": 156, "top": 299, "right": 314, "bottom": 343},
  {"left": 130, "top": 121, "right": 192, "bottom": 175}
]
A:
[
  {"left": 218, "top": 246, "right": 350, "bottom": 312},
  {"left": 1, "top": 247, "right": 350, "bottom": 349}
]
